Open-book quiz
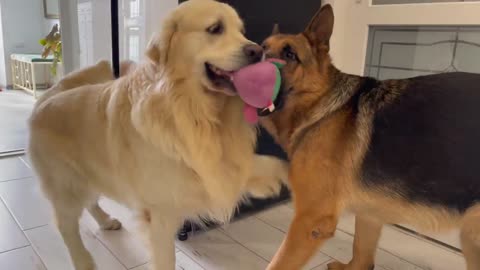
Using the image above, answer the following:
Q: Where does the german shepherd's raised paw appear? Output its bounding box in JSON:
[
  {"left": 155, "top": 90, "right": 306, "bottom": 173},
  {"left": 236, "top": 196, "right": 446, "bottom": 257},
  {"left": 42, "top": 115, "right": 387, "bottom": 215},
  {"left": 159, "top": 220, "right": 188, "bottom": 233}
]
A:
[{"left": 261, "top": 3, "right": 480, "bottom": 270}]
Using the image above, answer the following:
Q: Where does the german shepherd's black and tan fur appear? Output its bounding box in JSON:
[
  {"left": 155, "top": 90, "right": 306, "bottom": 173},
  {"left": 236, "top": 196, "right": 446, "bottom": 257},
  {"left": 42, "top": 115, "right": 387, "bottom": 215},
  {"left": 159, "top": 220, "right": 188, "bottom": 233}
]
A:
[{"left": 260, "top": 3, "right": 480, "bottom": 270}]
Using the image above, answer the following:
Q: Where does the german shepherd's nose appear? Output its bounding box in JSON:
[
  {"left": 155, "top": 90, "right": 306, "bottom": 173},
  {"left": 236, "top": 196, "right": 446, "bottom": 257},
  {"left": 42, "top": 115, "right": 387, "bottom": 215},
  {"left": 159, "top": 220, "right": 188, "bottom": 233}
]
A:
[{"left": 243, "top": 44, "right": 263, "bottom": 64}]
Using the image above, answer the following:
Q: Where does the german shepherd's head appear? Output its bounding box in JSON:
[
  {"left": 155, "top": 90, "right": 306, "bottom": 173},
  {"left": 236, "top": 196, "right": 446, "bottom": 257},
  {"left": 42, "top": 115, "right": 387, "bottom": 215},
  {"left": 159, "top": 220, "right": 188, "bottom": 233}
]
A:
[{"left": 260, "top": 4, "right": 336, "bottom": 150}]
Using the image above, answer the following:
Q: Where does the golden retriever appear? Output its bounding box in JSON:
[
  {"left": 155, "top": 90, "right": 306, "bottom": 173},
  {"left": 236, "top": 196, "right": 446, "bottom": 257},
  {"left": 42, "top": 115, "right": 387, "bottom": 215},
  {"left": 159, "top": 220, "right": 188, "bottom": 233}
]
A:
[{"left": 28, "top": 1, "right": 287, "bottom": 269}]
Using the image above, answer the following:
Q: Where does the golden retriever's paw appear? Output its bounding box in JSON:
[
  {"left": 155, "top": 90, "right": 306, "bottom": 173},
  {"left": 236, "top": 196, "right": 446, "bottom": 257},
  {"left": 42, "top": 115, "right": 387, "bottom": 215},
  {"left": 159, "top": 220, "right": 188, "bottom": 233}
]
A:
[
  {"left": 247, "top": 177, "right": 283, "bottom": 198},
  {"left": 100, "top": 218, "right": 122, "bottom": 230}
]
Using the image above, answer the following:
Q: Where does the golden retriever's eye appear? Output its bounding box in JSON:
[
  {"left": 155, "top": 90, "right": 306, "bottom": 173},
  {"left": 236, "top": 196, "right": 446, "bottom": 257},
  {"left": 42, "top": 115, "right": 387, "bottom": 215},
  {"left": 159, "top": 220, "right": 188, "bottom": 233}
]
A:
[
  {"left": 283, "top": 45, "right": 298, "bottom": 62},
  {"left": 207, "top": 22, "right": 224, "bottom": 35}
]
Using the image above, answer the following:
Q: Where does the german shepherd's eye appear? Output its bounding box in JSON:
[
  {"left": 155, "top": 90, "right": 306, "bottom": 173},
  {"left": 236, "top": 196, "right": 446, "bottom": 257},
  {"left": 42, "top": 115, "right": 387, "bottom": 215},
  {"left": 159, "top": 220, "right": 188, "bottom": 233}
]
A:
[
  {"left": 283, "top": 45, "right": 298, "bottom": 62},
  {"left": 207, "top": 22, "right": 224, "bottom": 35}
]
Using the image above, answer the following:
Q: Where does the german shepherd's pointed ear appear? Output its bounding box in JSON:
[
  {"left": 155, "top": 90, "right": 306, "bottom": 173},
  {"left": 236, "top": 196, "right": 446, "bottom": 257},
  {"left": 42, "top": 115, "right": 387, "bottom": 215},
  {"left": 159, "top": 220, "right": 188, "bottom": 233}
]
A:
[
  {"left": 146, "top": 16, "right": 177, "bottom": 65},
  {"left": 304, "top": 4, "right": 334, "bottom": 50},
  {"left": 272, "top": 23, "right": 280, "bottom": 35}
]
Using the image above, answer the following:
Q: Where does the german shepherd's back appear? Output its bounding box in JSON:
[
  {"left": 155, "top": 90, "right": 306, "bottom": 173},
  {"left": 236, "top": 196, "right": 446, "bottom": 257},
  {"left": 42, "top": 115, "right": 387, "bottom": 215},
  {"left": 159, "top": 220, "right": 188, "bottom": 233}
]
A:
[{"left": 362, "top": 72, "right": 480, "bottom": 212}]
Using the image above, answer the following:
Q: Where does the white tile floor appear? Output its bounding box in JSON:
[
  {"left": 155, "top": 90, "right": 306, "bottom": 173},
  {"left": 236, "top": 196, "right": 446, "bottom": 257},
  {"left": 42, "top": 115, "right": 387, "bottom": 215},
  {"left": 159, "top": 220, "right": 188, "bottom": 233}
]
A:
[{"left": 0, "top": 156, "right": 466, "bottom": 270}]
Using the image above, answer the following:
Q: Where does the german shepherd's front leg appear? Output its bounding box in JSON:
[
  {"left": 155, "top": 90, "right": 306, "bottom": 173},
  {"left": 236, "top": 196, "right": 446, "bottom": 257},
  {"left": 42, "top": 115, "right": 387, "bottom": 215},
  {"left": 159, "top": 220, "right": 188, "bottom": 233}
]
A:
[
  {"left": 328, "top": 216, "right": 383, "bottom": 270},
  {"left": 267, "top": 160, "right": 342, "bottom": 270},
  {"left": 267, "top": 210, "right": 339, "bottom": 270}
]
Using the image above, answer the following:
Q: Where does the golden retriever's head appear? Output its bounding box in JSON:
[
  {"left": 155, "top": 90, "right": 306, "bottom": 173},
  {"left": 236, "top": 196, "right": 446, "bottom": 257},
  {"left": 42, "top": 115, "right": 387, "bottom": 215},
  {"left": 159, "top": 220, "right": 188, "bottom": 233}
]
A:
[
  {"left": 146, "top": 0, "right": 262, "bottom": 96},
  {"left": 258, "top": 4, "right": 335, "bottom": 147}
]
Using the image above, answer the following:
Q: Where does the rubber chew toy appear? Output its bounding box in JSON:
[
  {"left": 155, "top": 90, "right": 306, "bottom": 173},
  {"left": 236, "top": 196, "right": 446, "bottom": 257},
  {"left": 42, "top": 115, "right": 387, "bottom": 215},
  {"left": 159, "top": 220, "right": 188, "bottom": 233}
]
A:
[{"left": 230, "top": 58, "right": 285, "bottom": 124}]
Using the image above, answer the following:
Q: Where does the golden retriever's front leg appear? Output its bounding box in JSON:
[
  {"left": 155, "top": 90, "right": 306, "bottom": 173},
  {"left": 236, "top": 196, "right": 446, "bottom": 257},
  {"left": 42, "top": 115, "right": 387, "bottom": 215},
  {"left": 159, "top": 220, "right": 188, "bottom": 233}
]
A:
[
  {"left": 246, "top": 155, "right": 289, "bottom": 198},
  {"left": 146, "top": 210, "right": 181, "bottom": 270}
]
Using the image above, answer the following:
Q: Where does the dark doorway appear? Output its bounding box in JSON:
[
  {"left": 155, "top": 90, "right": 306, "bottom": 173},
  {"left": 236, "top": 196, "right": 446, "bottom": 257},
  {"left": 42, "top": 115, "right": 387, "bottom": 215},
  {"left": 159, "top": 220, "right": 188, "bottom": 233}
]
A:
[{"left": 229, "top": 0, "right": 322, "bottom": 44}]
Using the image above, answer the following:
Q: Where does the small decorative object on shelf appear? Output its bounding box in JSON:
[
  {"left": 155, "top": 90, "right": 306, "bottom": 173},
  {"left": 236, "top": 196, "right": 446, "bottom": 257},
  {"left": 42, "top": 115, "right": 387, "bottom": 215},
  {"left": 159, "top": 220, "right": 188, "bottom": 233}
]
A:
[{"left": 39, "top": 24, "right": 62, "bottom": 76}]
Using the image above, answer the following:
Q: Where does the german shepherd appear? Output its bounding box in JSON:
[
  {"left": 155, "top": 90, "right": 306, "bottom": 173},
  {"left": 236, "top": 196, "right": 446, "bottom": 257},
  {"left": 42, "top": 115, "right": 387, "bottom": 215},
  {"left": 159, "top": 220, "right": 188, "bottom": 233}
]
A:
[{"left": 260, "top": 4, "right": 480, "bottom": 270}]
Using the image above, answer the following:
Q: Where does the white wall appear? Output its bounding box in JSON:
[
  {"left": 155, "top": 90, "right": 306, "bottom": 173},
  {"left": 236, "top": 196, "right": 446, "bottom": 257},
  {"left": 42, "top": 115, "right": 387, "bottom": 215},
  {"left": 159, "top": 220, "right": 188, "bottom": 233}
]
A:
[
  {"left": 322, "top": 0, "right": 348, "bottom": 72},
  {"left": 92, "top": 0, "right": 112, "bottom": 63},
  {"left": 0, "top": 3, "right": 6, "bottom": 88},
  {"left": 44, "top": 18, "right": 60, "bottom": 35},
  {"left": 0, "top": 0, "right": 57, "bottom": 87},
  {"left": 144, "top": 0, "right": 178, "bottom": 44}
]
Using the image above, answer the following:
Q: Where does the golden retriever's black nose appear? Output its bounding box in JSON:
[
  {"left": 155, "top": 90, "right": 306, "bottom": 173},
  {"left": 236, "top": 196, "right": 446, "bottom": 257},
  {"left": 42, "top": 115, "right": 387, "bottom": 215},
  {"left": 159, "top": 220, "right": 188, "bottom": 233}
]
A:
[{"left": 243, "top": 44, "right": 263, "bottom": 63}]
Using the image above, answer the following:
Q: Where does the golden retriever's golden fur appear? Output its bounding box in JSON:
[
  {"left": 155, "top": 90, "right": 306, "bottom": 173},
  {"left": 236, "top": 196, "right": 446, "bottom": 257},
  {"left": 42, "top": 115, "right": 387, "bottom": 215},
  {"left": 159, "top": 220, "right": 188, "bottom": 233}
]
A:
[{"left": 28, "top": 1, "right": 287, "bottom": 269}]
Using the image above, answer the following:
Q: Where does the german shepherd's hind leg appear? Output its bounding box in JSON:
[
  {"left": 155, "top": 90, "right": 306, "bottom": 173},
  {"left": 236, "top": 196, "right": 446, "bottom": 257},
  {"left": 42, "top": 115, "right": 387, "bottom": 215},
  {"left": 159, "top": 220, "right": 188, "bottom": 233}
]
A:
[
  {"left": 328, "top": 216, "right": 382, "bottom": 270},
  {"left": 461, "top": 206, "right": 480, "bottom": 270},
  {"left": 88, "top": 200, "right": 122, "bottom": 230}
]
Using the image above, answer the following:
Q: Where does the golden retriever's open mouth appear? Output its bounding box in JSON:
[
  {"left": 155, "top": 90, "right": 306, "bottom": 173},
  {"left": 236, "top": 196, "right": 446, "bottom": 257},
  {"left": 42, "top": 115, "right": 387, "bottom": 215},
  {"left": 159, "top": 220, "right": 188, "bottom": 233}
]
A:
[{"left": 205, "top": 63, "right": 236, "bottom": 96}]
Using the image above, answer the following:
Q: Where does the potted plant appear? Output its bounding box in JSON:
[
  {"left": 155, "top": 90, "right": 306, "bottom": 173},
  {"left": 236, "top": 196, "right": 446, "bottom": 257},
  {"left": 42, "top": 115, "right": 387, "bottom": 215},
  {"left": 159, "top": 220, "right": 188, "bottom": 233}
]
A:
[{"left": 39, "top": 24, "right": 62, "bottom": 76}]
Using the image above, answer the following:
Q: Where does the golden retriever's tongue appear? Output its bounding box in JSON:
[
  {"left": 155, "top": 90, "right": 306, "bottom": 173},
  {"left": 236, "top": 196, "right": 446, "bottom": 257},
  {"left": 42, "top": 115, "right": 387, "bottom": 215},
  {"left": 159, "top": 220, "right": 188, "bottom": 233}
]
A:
[{"left": 243, "top": 104, "right": 258, "bottom": 124}]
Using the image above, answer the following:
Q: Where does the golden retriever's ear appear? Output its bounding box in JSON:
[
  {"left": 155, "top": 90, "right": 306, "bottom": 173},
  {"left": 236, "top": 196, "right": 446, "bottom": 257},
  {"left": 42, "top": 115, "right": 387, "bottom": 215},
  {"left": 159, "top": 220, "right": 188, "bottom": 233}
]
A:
[
  {"left": 146, "top": 17, "right": 177, "bottom": 65},
  {"left": 272, "top": 23, "right": 280, "bottom": 35},
  {"left": 304, "top": 4, "right": 334, "bottom": 49}
]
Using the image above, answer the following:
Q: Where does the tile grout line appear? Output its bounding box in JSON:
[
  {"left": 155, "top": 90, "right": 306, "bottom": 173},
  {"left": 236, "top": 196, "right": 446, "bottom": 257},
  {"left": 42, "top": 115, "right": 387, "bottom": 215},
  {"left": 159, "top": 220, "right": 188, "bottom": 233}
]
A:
[
  {"left": 23, "top": 224, "right": 49, "bottom": 232},
  {"left": 176, "top": 249, "right": 207, "bottom": 270},
  {"left": 310, "top": 259, "right": 335, "bottom": 270},
  {"left": 128, "top": 262, "right": 148, "bottom": 270},
  {"left": 254, "top": 215, "right": 288, "bottom": 234},
  {"left": 253, "top": 216, "right": 333, "bottom": 269},
  {"left": 82, "top": 220, "right": 130, "bottom": 270},
  {"left": 216, "top": 228, "right": 273, "bottom": 264},
  {"left": 175, "top": 237, "right": 212, "bottom": 269},
  {"left": 0, "top": 244, "right": 31, "bottom": 255},
  {"left": 0, "top": 175, "right": 34, "bottom": 183},
  {"left": 0, "top": 198, "right": 48, "bottom": 270},
  {"left": 333, "top": 227, "right": 428, "bottom": 270},
  {"left": 388, "top": 225, "right": 463, "bottom": 255},
  {"left": 18, "top": 156, "right": 32, "bottom": 169}
]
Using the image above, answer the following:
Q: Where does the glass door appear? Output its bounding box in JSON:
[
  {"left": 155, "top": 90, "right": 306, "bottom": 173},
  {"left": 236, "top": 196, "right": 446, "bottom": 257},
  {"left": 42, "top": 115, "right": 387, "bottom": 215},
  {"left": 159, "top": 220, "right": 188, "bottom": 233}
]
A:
[
  {"left": 60, "top": 0, "right": 173, "bottom": 73},
  {"left": 327, "top": 0, "right": 480, "bottom": 251},
  {"left": 120, "top": 0, "right": 145, "bottom": 63}
]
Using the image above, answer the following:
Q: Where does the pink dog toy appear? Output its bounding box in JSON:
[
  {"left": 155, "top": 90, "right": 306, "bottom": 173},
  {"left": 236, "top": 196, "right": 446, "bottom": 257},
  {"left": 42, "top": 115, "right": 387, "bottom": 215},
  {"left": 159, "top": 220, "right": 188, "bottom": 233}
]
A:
[{"left": 230, "top": 58, "right": 285, "bottom": 124}]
